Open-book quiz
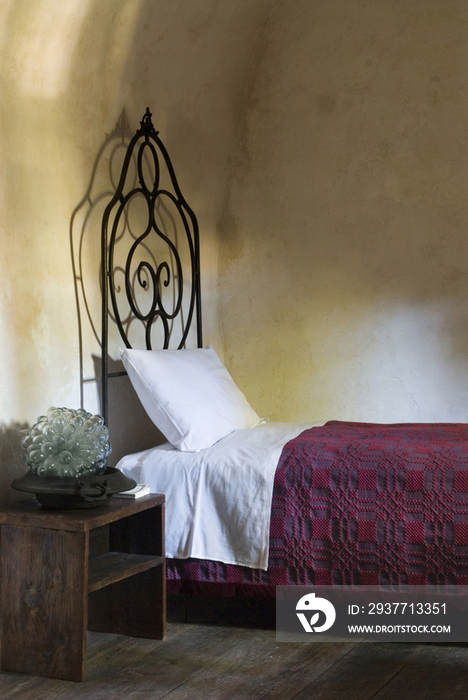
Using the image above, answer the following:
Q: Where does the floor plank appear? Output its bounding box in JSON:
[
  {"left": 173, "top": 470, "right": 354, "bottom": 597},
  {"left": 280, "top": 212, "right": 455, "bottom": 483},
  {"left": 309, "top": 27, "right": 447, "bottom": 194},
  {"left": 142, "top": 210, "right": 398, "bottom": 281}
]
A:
[
  {"left": 0, "top": 596, "right": 467, "bottom": 699},
  {"left": 370, "top": 644, "right": 468, "bottom": 700},
  {"left": 292, "top": 642, "right": 424, "bottom": 700},
  {"left": 157, "top": 636, "right": 359, "bottom": 700}
]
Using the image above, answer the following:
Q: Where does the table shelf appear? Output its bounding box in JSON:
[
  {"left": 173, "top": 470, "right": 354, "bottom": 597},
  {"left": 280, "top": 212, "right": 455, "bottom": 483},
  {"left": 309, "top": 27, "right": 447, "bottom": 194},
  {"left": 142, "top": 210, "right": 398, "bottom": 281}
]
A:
[{"left": 88, "top": 551, "right": 164, "bottom": 592}]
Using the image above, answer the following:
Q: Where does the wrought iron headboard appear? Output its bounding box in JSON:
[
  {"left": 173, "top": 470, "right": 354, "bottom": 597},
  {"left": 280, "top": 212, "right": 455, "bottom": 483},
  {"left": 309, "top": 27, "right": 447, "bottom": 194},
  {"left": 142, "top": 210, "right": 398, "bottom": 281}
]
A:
[{"left": 101, "top": 108, "right": 202, "bottom": 425}]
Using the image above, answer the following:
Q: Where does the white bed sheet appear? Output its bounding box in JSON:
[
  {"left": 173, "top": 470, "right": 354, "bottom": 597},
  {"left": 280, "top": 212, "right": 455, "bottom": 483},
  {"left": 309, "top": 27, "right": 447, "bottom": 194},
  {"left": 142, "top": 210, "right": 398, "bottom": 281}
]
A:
[{"left": 117, "top": 421, "right": 322, "bottom": 570}]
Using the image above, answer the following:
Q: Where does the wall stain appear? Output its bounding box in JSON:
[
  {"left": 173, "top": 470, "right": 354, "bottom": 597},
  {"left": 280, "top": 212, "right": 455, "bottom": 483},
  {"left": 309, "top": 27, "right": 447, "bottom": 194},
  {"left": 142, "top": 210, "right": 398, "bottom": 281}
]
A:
[{"left": 316, "top": 92, "right": 337, "bottom": 114}]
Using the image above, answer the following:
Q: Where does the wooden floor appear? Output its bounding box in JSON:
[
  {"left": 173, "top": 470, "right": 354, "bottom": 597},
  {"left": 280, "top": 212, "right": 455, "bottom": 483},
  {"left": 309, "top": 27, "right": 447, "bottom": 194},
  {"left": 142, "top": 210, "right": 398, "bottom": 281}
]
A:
[{"left": 1, "top": 595, "right": 467, "bottom": 699}]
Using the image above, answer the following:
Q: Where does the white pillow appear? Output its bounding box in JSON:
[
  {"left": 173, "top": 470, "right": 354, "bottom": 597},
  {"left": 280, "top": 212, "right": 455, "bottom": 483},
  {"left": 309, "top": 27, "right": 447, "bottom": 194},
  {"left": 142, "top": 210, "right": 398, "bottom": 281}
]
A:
[{"left": 121, "top": 345, "right": 264, "bottom": 452}]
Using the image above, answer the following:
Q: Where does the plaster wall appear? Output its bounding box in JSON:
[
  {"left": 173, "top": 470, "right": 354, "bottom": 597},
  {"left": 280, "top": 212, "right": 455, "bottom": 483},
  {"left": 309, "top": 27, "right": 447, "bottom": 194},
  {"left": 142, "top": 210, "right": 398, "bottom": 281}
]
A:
[
  {"left": 0, "top": 0, "right": 467, "bottom": 499},
  {"left": 218, "top": 0, "right": 468, "bottom": 424},
  {"left": 0, "top": 0, "right": 268, "bottom": 495}
]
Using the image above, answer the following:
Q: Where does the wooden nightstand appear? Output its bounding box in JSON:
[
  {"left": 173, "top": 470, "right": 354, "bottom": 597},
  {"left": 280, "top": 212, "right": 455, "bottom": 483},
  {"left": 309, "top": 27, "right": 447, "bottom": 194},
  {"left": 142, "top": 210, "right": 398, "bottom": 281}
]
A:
[{"left": 0, "top": 494, "right": 165, "bottom": 681}]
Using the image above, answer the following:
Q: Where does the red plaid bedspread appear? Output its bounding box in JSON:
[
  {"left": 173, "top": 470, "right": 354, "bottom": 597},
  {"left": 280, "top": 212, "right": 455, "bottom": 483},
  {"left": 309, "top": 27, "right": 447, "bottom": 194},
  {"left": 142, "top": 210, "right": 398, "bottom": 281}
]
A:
[{"left": 167, "top": 422, "right": 468, "bottom": 596}]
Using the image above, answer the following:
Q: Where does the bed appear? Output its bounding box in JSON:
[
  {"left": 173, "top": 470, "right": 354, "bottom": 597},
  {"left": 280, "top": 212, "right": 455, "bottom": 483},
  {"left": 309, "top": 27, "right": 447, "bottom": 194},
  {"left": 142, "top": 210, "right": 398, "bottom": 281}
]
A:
[{"left": 101, "top": 109, "right": 468, "bottom": 599}]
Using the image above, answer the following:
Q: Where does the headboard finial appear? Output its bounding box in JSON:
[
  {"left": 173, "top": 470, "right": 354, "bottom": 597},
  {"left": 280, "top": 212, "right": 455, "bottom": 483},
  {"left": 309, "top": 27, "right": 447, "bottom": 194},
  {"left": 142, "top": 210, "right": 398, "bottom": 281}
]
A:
[{"left": 139, "top": 107, "right": 158, "bottom": 136}]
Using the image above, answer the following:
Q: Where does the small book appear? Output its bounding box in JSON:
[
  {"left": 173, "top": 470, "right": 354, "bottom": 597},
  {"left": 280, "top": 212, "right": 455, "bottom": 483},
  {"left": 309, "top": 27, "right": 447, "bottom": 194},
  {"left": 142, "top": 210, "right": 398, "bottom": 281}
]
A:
[{"left": 114, "top": 483, "right": 151, "bottom": 499}]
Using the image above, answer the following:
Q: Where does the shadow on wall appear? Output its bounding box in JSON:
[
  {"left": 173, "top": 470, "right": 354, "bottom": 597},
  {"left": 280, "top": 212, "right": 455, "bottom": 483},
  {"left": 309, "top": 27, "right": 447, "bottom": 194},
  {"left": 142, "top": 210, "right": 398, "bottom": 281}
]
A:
[
  {"left": 0, "top": 421, "right": 30, "bottom": 503},
  {"left": 0, "top": 0, "right": 153, "bottom": 423},
  {"left": 70, "top": 112, "right": 166, "bottom": 460},
  {"left": 70, "top": 109, "right": 133, "bottom": 413}
]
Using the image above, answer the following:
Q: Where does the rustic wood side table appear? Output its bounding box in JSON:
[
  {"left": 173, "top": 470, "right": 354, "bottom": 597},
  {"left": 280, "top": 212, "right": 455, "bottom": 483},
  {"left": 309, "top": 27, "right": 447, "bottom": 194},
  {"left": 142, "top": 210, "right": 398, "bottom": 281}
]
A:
[{"left": 0, "top": 494, "right": 165, "bottom": 681}]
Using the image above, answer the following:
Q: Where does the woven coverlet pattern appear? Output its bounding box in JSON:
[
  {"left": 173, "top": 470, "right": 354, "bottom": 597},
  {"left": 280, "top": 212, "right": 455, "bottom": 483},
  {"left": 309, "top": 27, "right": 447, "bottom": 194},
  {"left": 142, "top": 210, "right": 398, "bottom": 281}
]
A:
[{"left": 166, "top": 422, "right": 468, "bottom": 592}]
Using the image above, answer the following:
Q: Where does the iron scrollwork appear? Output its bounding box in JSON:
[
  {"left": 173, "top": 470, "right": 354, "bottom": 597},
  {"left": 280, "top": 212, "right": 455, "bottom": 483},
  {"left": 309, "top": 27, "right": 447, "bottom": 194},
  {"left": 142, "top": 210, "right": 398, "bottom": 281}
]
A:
[{"left": 101, "top": 108, "right": 202, "bottom": 424}]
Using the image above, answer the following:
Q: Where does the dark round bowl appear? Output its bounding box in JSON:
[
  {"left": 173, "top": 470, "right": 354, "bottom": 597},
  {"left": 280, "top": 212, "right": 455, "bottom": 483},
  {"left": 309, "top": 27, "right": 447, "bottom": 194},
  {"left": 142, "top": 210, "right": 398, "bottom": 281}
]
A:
[{"left": 11, "top": 467, "right": 137, "bottom": 509}]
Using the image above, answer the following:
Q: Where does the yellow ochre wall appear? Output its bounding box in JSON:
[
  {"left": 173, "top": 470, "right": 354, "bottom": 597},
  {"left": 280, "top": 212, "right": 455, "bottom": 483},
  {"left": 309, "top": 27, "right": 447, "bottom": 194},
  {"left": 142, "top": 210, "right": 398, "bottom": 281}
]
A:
[
  {"left": 0, "top": 1, "right": 467, "bottom": 496},
  {"left": 219, "top": 1, "right": 468, "bottom": 424}
]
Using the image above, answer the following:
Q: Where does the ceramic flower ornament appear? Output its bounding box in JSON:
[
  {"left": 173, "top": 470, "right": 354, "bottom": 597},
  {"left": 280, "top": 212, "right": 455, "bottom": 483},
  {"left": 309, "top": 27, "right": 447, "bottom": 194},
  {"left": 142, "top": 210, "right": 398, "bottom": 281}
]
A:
[{"left": 21, "top": 407, "right": 111, "bottom": 478}]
